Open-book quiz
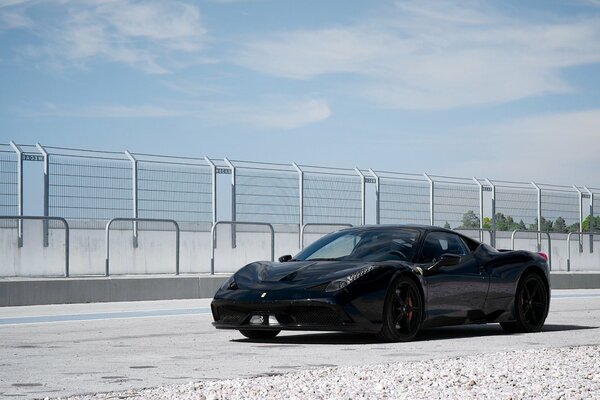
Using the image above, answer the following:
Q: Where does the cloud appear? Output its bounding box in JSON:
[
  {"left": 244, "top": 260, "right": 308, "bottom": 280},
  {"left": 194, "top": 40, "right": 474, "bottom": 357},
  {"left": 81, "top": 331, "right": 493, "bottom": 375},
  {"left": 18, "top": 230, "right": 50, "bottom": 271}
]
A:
[
  {"left": 3, "top": 0, "right": 207, "bottom": 73},
  {"left": 17, "top": 97, "right": 331, "bottom": 129},
  {"left": 243, "top": 99, "right": 331, "bottom": 130},
  {"left": 207, "top": 98, "right": 332, "bottom": 130},
  {"left": 0, "top": 0, "right": 30, "bottom": 7},
  {"left": 441, "top": 109, "right": 600, "bottom": 185},
  {"left": 231, "top": 1, "right": 600, "bottom": 109},
  {"left": 0, "top": 0, "right": 32, "bottom": 29},
  {"left": 22, "top": 102, "right": 192, "bottom": 118}
]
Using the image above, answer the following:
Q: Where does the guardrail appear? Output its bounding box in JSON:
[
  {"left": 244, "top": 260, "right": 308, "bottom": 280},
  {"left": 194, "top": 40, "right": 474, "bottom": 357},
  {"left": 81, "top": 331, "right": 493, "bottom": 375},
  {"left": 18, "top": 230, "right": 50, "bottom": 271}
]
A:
[
  {"left": 453, "top": 228, "right": 493, "bottom": 245},
  {"left": 300, "top": 223, "right": 353, "bottom": 249},
  {"left": 105, "top": 218, "right": 180, "bottom": 277},
  {"left": 211, "top": 221, "right": 274, "bottom": 274},
  {"left": 0, "top": 216, "right": 70, "bottom": 277},
  {"left": 511, "top": 229, "right": 552, "bottom": 270}
]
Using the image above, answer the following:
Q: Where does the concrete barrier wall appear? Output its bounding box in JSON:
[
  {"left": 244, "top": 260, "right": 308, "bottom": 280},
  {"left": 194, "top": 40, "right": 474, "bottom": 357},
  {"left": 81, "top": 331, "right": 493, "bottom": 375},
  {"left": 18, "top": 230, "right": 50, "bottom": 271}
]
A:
[
  {"left": 1, "top": 222, "right": 599, "bottom": 278},
  {"left": 1, "top": 221, "right": 67, "bottom": 276},
  {"left": 495, "top": 234, "right": 600, "bottom": 272},
  {"left": 2, "top": 273, "right": 599, "bottom": 307},
  {"left": 0, "top": 276, "right": 229, "bottom": 306},
  {"left": 0, "top": 222, "right": 331, "bottom": 277}
]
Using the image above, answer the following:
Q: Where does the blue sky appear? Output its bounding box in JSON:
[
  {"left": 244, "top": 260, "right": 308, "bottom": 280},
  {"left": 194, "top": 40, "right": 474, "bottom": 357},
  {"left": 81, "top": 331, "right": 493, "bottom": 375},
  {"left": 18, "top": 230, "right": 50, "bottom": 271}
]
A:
[{"left": 1, "top": 0, "right": 600, "bottom": 186}]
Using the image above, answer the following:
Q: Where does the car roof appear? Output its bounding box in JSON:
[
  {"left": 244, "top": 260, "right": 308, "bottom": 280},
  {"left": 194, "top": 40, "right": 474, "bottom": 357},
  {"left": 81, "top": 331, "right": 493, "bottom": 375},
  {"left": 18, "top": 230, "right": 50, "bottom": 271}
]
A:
[
  {"left": 338, "top": 224, "right": 451, "bottom": 233},
  {"left": 337, "top": 224, "right": 481, "bottom": 242}
]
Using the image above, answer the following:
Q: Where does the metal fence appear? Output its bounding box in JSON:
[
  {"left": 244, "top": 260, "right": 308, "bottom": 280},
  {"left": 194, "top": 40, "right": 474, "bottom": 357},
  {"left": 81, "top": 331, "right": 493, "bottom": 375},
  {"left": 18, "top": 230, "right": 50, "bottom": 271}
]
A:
[
  {"left": 46, "top": 146, "right": 132, "bottom": 226},
  {"left": 375, "top": 170, "right": 430, "bottom": 225},
  {"left": 0, "top": 144, "right": 18, "bottom": 218},
  {"left": 231, "top": 159, "right": 299, "bottom": 225},
  {"left": 301, "top": 164, "right": 362, "bottom": 226},
  {"left": 430, "top": 175, "right": 480, "bottom": 229},
  {"left": 1, "top": 141, "right": 598, "bottom": 240},
  {"left": 134, "top": 153, "right": 212, "bottom": 224}
]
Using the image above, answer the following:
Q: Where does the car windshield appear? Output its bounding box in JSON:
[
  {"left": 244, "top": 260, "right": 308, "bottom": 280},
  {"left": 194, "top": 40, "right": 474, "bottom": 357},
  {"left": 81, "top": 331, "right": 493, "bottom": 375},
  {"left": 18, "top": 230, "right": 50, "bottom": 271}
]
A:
[{"left": 294, "top": 228, "right": 419, "bottom": 262}]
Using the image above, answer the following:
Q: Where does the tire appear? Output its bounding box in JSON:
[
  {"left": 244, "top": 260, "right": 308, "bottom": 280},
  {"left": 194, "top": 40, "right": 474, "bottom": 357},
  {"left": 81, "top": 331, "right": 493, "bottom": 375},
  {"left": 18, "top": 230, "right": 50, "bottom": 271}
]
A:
[
  {"left": 500, "top": 272, "right": 549, "bottom": 333},
  {"left": 378, "top": 276, "right": 423, "bottom": 342},
  {"left": 238, "top": 329, "right": 281, "bottom": 340}
]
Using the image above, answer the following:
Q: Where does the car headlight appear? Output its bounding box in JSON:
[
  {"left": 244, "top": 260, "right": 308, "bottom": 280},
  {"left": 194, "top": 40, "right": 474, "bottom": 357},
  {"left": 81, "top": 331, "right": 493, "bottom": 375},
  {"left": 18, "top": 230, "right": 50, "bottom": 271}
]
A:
[
  {"left": 220, "top": 275, "right": 238, "bottom": 290},
  {"left": 325, "top": 265, "right": 376, "bottom": 292}
]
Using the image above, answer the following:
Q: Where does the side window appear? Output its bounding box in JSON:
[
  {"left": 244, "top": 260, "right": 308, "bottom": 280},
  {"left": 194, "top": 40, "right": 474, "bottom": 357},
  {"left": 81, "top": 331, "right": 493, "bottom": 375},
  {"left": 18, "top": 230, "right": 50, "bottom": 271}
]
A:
[{"left": 419, "top": 232, "right": 469, "bottom": 263}]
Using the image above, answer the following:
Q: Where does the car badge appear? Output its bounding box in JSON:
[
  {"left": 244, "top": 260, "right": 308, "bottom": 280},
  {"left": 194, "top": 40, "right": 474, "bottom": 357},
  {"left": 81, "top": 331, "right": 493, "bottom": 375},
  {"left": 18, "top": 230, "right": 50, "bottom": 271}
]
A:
[{"left": 261, "top": 292, "right": 267, "bottom": 298}]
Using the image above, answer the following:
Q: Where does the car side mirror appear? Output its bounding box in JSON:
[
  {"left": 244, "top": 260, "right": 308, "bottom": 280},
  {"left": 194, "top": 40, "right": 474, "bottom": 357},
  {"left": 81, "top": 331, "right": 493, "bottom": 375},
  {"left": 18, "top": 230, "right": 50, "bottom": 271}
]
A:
[
  {"left": 278, "top": 254, "right": 292, "bottom": 263},
  {"left": 425, "top": 253, "right": 461, "bottom": 275}
]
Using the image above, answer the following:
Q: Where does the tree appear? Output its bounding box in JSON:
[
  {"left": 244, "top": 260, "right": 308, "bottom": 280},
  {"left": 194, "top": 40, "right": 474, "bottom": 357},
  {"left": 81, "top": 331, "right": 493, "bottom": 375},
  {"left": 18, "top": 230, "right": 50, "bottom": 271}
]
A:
[
  {"left": 552, "top": 217, "right": 567, "bottom": 233},
  {"left": 461, "top": 210, "right": 480, "bottom": 229},
  {"left": 496, "top": 213, "right": 508, "bottom": 231},
  {"left": 483, "top": 217, "right": 492, "bottom": 230},
  {"left": 529, "top": 217, "right": 552, "bottom": 232},
  {"left": 582, "top": 215, "right": 600, "bottom": 232},
  {"left": 505, "top": 216, "right": 519, "bottom": 231},
  {"left": 568, "top": 222, "right": 580, "bottom": 233}
]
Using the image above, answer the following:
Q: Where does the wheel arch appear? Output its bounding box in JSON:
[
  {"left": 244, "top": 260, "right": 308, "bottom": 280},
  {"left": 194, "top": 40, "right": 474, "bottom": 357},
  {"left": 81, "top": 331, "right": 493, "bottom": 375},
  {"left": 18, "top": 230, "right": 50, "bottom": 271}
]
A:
[
  {"left": 519, "top": 264, "right": 550, "bottom": 300},
  {"left": 508, "top": 264, "right": 550, "bottom": 322},
  {"left": 388, "top": 270, "right": 426, "bottom": 322}
]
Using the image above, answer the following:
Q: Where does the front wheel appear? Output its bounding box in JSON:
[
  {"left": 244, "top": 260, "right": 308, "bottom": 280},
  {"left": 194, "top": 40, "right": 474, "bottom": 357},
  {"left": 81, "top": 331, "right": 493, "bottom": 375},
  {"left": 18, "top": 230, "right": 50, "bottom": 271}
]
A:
[
  {"left": 500, "top": 273, "right": 549, "bottom": 333},
  {"left": 378, "top": 276, "right": 423, "bottom": 342},
  {"left": 239, "top": 329, "right": 281, "bottom": 340}
]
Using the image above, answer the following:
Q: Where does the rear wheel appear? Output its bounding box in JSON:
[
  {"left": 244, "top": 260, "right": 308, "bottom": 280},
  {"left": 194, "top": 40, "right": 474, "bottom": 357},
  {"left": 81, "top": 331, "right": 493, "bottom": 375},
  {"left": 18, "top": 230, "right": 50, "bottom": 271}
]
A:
[
  {"left": 378, "top": 276, "right": 422, "bottom": 342},
  {"left": 238, "top": 329, "right": 281, "bottom": 340},
  {"left": 500, "top": 273, "right": 549, "bottom": 333}
]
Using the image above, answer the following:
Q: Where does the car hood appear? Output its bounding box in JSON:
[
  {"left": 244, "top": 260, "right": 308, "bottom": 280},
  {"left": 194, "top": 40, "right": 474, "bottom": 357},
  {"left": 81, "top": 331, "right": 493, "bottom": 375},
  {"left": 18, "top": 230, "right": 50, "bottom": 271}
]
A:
[{"left": 234, "top": 260, "right": 376, "bottom": 286}]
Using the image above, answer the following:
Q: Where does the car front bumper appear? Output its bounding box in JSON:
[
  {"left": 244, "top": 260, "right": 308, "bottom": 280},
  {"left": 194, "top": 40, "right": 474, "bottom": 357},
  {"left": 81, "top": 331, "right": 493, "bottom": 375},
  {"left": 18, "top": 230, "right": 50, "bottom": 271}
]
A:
[{"left": 211, "top": 297, "right": 382, "bottom": 333}]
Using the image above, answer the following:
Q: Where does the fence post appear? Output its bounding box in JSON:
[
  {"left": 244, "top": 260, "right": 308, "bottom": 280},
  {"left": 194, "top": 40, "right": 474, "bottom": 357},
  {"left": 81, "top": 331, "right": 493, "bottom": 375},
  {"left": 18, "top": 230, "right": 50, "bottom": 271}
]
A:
[
  {"left": 531, "top": 181, "right": 542, "bottom": 252},
  {"left": 473, "top": 177, "right": 484, "bottom": 242},
  {"left": 36, "top": 143, "right": 50, "bottom": 247},
  {"left": 584, "top": 186, "right": 594, "bottom": 253},
  {"left": 424, "top": 173, "right": 434, "bottom": 226},
  {"left": 573, "top": 186, "right": 584, "bottom": 253},
  {"left": 292, "top": 162, "right": 303, "bottom": 248},
  {"left": 9, "top": 141, "right": 23, "bottom": 247},
  {"left": 205, "top": 157, "right": 217, "bottom": 248},
  {"left": 369, "top": 169, "right": 380, "bottom": 225},
  {"left": 485, "top": 179, "right": 496, "bottom": 247},
  {"left": 125, "top": 151, "right": 139, "bottom": 248},
  {"left": 355, "top": 168, "right": 366, "bottom": 225},
  {"left": 224, "top": 157, "right": 236, "bottom": 248}
]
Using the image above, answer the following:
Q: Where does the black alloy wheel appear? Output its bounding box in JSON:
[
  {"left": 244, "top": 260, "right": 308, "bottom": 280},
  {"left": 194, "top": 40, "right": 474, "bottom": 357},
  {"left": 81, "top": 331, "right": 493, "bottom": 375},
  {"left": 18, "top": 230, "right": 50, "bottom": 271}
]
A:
[
  {"left": 501, "top": 273, "right": 549, "bottom": 333},
  {"left": 379, "top": 276, "right": 422, "bottom": 342},
  {"left": 239, "top": 329, "right": 281, "bottom": 340}
]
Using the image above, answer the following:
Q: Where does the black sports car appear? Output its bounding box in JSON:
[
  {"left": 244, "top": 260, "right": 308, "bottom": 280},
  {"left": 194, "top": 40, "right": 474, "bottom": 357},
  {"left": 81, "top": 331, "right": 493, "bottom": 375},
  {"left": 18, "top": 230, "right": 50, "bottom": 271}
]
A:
[{"left": 211, "top": 225, "right": 550, "bottom": 341}]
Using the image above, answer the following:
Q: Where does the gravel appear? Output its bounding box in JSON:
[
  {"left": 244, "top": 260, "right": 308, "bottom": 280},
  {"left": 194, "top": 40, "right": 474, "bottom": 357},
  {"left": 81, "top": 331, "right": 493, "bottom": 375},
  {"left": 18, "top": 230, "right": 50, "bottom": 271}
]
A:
[{"left": 60, "top": 345, "right": 600, "bottom": 400}]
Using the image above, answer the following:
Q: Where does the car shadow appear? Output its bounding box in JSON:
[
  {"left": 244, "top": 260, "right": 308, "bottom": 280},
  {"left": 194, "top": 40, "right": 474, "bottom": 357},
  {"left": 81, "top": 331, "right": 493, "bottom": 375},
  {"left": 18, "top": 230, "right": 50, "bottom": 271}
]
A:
[{"left": 231, "top": 324, "right": 597, "bottom": 345}]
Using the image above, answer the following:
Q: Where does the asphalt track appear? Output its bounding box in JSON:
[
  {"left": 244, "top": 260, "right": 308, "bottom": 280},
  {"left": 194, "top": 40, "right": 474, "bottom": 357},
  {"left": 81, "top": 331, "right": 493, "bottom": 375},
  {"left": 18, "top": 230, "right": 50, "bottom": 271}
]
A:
[{"left": 1, "top": 290, "right": 599, "bottom": 399}]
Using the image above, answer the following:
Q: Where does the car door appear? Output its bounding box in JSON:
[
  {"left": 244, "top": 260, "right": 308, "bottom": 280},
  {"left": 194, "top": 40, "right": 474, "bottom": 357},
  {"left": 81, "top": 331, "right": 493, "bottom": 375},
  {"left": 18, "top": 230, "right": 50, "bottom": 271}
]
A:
[{"left": 419, "top": 231, "right": 490, "bottom": 325}]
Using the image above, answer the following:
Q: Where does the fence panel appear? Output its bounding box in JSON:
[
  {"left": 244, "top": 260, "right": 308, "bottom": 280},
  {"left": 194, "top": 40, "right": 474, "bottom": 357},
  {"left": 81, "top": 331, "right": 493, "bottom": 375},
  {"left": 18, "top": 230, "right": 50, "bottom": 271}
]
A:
[
  {"left": 539, "top": 183, "right": 580, "bottom": 231},
  {"left": 590, "top": 188, "right": 600, "bottom": 232},
  {"left": 377, "top": 171, "right": 429, "bottom": 225},
  {"left": 46, "top": 146, "right": 132, "bottom": 228},
  {"left": 431, "top": 175, "right": 480, "bottom": 229},
  {"left": 135, "top": 153, "right": 212, "bottom": 228},
  {"left": 0, "top": 144, "right": 18, "bottom": 218},
  {"left": 301, "top": 165, "right": 361, "bottom": 225},
  {"left": 233, "top": 160, "right": 299, "bottom": 225},
  {"left": 492, "top": 180, "right": 538, "bottom": 230}
]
